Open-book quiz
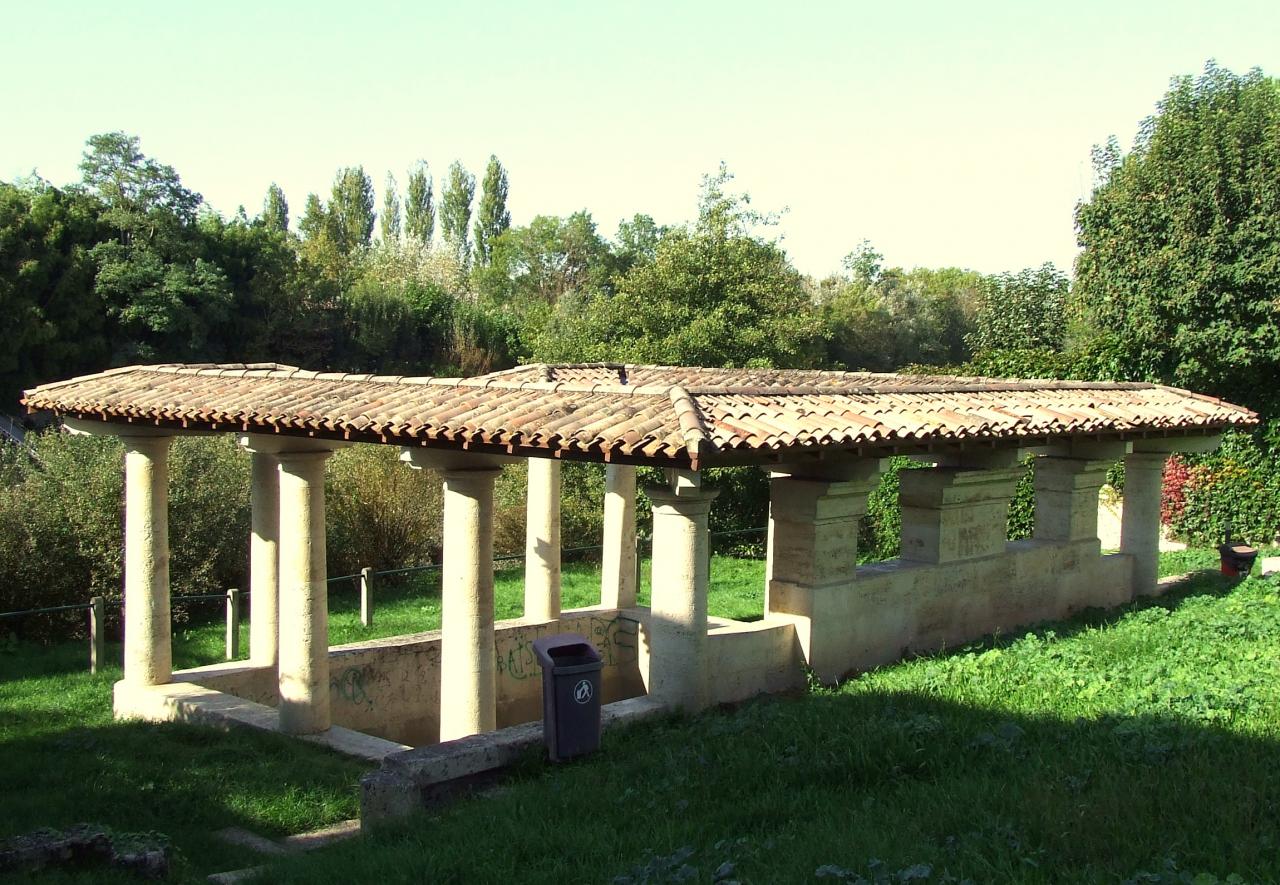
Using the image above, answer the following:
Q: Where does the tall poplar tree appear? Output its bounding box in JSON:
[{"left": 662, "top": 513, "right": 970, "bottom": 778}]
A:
[
  {"left": 440, "top": 160, "right": 475, "bottom": 267},
  {"left": 404, "top": 161, "right": 434, "bottom": 246},
  {"left": 298, "top": 194, "right": 327, "bottom": 241},
  {"left": 262, "top": 183, "right": 289, "bottom": 232},
  {"left": 473, "top": 154, "right": 511, "bottom": 266},
  {"left": 328, "top": 166, "right": 375, "bottom": 256},
  {"left": 381, "top": 173, "right": 401, "bottom": 243}
]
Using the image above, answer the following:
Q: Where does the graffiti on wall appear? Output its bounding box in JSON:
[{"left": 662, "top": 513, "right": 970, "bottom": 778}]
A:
[{"left": 495, "top": 614, "right": 639, "bottom": 681}]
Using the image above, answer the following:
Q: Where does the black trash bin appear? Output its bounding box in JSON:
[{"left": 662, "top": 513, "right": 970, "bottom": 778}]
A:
[{"left": 532, "top": 633, "right": 603, "bottom": 761}]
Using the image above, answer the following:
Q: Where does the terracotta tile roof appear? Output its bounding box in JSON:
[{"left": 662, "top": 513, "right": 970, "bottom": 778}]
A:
[{"left": 22, "top": 362, "right": 1257, "bottom": 468}]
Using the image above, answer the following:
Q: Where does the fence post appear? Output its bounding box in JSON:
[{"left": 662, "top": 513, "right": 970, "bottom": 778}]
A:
[
  {"left": 89, "top": 596, "right": 105, "bottom": 674},
  {"left": 634, "top": 535, "right": 643, "bottom": 596},
  {"left": 360, "top": 567, "right": 374, "bottom": 627},
  {"left": 225, "top": 588, "right": 241, "bottom": 660}
]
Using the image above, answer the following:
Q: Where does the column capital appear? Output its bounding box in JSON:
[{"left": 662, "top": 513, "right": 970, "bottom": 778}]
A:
[
  {"left": 240, "top": 434, "right": 346, "bottom": 457},
  {"left": 440, "top": 465, "right": 503, "bottom": 485},
  {"left": 647, "top": 485, "right": 720, "bottom": 516},
  {"left": 118, "top": 434, "right": 174, "bottom": 455}
]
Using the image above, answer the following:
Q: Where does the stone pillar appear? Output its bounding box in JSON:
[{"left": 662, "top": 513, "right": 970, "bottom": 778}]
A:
[
  {"left": 1122, "top": 452, "right": 1166, "bottom": 596},
  {"left": 600, "top": 464, "right": 637, "bottom": 609},
  {"left": 122, "top": 436, "right": 174, "bottom": 686},
  {"left": 899, "top": 466, "right": 1021, "bottom": 564},
  {"left": 646, "top": 485, "right": 719, "bottom": 712},
  {"left": 1033, "top": 458, "right": 1110, "bottom": 543},
  {"left": 439, "top": 467, "right": 501, "bottom": 741},
  {"left": 276, "top": 449, "right": 334, "bottom": 735},
  {"left": 249, "top": 450, "right": 280, "bottom": 668},
  {"left": 523, "top": 458, "right": 561, "bottom": 621},
  {"left": 765, "top": 467, "right": 880, "bottom": 681}
]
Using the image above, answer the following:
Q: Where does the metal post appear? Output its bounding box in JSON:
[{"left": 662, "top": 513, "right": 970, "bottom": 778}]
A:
[
  {"left": 89, "top": 596, "right": 105, "bottom": 674},
  {"left": 360, "top": 567, "right": 374, "bottom": 627},
  {"left": 225, "top": 588, "right": 241, "bottom": 660}
]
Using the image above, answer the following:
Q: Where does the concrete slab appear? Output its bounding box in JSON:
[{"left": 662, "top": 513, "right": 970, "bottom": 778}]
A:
[
  {"left": 212, "top": 827, "right": 292, "bottom": 857},
  {"left": 113, "top": 680, "right": 409, "bottom": 763},
  {"left": 280, "top": 819, "right": 361, "bottom": 851},
  {"left": 361, "top": 695, "right": 668, "bottom": 828},
  {"left": 1262, "top": 556, "right": 1279, "bottom": 577},
  {"left": 207, "top": 866, "right": 265, "bottom": 884}
]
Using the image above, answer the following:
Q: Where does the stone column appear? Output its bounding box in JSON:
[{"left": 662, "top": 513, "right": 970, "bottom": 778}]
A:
[
  {"left": 1122, "top": 452, "right": 1166, "bottom": 596},
  {"left": 600, "top": 464, "right": 637, "bottom": 609},
  {"left": 249, "top": 450, "right": 280, "bottom": 669},
  {"left": 1033, "top": 458, "right": 1110, "bottom": 543},
  {"left": 276, "top": 449, "right": 334, "bottom": 735},
  {"left": 765, "top": 466, "right": 880, "bottom": 681},
  {"left": 523, "top": 458, "right": 561, "bottom": 621},
  {"left": 122, "top": 436, "right": 174, "bottom": 686},
  {"left": 899, "top": 466, "right": 1022, "bottom": 564},
  {"left": 646, "top": 485, "right": 719, "bottom": 712},
  {"left": 439, "top": 467, "right": 502, "bottom": 741}
]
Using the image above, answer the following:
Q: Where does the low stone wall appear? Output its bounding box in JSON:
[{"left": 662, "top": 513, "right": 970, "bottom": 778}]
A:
[
  {"left": 177, "top": 540, "right": 1140, "bottom": 747},
  {"left": 771, "top": 539, "right": 1134, "bottom": 682},
  {"left": 179, "top": 607, "right": 646, "bottom": 746}
]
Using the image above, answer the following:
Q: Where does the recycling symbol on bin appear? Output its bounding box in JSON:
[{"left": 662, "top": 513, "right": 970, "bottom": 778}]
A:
[{"left": 573, "top": 678, "right": 593, "bottom": 704}]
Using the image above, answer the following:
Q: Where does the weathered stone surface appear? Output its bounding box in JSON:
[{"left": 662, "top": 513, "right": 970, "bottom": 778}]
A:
[{"left": 0, "top": 824, "right": 170, "bottom": 879}]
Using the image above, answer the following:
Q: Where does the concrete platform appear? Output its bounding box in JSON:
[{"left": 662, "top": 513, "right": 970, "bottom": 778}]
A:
[
  {"left": 361, "top": 695, "right": 668, "bottom": 827},
  {"left": 113, "top": 680, "right": 409, "bottom": 763}
]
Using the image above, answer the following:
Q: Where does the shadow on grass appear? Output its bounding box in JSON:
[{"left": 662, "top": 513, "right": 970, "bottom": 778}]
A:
[{"left": 265, "top": 687, "right": 1280, "bottom": 884}]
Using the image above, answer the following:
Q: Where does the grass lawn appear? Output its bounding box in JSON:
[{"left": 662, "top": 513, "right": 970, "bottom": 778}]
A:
[
  {"left": 3, "top": 549, "right": 1277, "bottom": 883},
  {"left": 259, "top": 554, "right": 1280, "bottom": 885},
  {"left": 162, "top": 554, "right": 766, "bottom": 670}
]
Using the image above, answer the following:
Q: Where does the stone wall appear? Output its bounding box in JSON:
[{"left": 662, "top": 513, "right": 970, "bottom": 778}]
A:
[
  {"left": 179, "top": 608, "right": 646, "bottom": 746},
  {"left": 771, "top": 540, "right": 1134, "bottom": 683}
]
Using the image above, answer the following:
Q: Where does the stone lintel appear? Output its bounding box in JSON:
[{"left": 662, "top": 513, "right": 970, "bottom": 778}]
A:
[{"left": 1131, "top": 434, "right": 1222, "bottom": 454}]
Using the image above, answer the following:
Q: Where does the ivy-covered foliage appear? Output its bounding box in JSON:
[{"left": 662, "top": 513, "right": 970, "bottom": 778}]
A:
[{"left": 1162, "top": 426, "right": 1280, "bottom": 547}]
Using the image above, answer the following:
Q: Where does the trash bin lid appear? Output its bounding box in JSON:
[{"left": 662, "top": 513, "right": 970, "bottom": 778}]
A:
[{"left": 532, "top": 633, "right": 601, "bottom": 669}]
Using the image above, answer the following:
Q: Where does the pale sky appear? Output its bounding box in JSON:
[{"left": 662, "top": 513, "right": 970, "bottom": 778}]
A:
[{"left": 3, "top": 0, "right": 1277, "bottom": 277}]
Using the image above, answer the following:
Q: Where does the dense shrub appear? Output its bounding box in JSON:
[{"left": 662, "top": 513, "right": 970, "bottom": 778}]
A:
[
  {"left": 492, "top": 461, "right": 607, "bottom": 559},
  {"left": 0, "top": 432, "right": 249, "bottom": 638},
  {"left": 325, "top": 445, "right": 443, "bottom": 575}
]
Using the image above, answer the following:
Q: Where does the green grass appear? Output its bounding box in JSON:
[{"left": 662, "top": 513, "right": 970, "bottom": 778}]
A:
[
  {"left": 0, "top": 641, "right": 368, "bottom": 883},
  {"left": 158, "top": 555, "right": 767, "bottom": 671},
  {"left": 5, "top": 550, "right": 1276, "bottom": 883},
  {"left": 258, "top": 557, "right": 1280, "bottom": 885}
]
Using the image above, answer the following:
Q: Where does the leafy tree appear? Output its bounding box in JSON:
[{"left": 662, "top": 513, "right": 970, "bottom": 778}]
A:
[
  {"left": 0, "top": 179, "right": 108, "bottom": 404},
  {"left": 328, "top": 166, "right": 376, "bottom": 256},
  {"left": 404, "top": 161, "right": 434, "bottom": 246},
  {"left": 1074, "top": 62, "right": 1280, "bottom": 415},
  {"left": 262, "top": 183, "right": 289, "bottom": 232},
  {"left": 473, "top": 155, "right": 511, "bottom": 267},
  {"left": 821, "top": 259, "right": 982, "bottom": 371},
  {"left": 477, "top": 211, "right": 614, "bottom": 304},
  {"left": 967, "top": 263, "right": 1069, "bottom": 354},
  {"left": 381, "top": 173, "right": 401, "bottom": 244},
  {"left": 440, "top": 160, "right": 475, "bottom": 267},
  {"left": 614, "top": 213, "right": 667, "bottom": 273},
  {"left": 528, "top": 168, "right": 823, "bottom": 368},
  {"left": 79, "top": 132, "right": 200, "bottom": 237},
  {"left": 79, "top": 133, "right": 233, "bottom": 362},
  {"left": 299, "top": 193, "right": 328, "bottom": 241}
]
